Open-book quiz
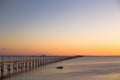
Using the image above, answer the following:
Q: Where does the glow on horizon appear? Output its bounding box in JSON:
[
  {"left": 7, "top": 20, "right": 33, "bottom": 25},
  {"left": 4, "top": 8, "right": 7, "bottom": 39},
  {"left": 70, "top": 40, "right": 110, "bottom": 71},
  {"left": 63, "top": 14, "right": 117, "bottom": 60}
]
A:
[{"left": 0, "top": 0, "right": 120, "bottom": 56}]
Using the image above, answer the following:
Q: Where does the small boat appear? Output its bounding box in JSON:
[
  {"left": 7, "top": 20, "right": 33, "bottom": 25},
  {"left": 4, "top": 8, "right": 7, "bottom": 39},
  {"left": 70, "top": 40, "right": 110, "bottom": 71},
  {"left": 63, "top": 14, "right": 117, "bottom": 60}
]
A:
[{"left": 56, "top": 66, "right": 63, "bottom": 69}]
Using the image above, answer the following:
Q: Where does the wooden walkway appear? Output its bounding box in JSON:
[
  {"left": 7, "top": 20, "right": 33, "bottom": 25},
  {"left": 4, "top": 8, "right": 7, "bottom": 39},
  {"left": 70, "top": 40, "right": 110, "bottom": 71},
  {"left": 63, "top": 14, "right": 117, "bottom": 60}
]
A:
[{"left": 0, "top": 56, "right": 80, "bottom": 79}]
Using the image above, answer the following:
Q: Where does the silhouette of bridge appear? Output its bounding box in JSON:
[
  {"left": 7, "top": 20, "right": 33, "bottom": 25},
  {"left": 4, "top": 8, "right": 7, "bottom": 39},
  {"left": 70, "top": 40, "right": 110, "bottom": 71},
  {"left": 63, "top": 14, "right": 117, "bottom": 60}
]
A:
[{"left": 0, "top": 55, "right": 80, "bottom": 79}]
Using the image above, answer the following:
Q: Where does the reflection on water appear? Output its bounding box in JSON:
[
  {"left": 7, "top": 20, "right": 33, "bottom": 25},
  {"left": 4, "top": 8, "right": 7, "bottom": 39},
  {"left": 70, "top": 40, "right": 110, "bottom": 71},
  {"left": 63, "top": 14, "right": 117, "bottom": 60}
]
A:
[{"left": 3, "top": 57, "right": 120, "bottom": 80}]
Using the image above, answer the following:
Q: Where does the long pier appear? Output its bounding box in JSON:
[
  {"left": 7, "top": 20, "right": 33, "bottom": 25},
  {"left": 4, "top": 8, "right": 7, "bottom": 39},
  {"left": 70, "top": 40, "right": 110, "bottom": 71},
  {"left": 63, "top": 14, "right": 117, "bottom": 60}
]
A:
[{"left": 0, "top": 55, "right": 80, "bottom": 79}]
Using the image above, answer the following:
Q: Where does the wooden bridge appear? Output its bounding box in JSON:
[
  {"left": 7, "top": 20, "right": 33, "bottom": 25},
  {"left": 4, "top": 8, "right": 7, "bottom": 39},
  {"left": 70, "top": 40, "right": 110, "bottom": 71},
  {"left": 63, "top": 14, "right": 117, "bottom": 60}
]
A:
[{"left": 0, "top": 55, "right": 80, "bottom": 79}]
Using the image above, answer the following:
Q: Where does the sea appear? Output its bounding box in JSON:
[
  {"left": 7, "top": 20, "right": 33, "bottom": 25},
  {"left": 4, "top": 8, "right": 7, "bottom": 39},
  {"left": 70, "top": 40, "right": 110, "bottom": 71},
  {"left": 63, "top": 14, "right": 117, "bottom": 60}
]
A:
[{"left": 3, "top": 57, "right": 120, "bottom": 80}]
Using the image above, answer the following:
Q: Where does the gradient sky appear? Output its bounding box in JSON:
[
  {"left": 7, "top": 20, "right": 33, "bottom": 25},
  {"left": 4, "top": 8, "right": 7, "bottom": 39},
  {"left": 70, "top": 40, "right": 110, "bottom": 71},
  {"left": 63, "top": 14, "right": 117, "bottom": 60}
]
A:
[{"left": 0, "top": 0, "right": 120, "bottom": 56}]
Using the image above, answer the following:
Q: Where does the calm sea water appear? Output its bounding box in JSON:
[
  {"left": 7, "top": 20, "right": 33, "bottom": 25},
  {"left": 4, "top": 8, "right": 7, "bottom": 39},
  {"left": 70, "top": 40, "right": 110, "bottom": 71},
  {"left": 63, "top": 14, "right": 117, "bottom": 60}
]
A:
[{"left": 3, "top": 57, "right": 120, "bottom": 80}]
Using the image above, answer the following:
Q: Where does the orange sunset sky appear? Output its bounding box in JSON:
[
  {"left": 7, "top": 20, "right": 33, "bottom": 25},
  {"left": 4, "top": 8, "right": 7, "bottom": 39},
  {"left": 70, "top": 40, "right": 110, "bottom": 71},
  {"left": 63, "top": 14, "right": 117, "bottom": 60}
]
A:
[{"left": 0, "top": 0, "right": 120, "bottom": 56}]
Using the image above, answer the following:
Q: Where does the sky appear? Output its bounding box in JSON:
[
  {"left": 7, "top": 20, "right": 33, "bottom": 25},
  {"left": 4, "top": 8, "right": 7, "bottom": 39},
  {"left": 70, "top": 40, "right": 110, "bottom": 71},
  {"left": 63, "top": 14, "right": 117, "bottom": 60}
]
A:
[{"left": 0, "top": 0, "right": 120, "bottom": 56}]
